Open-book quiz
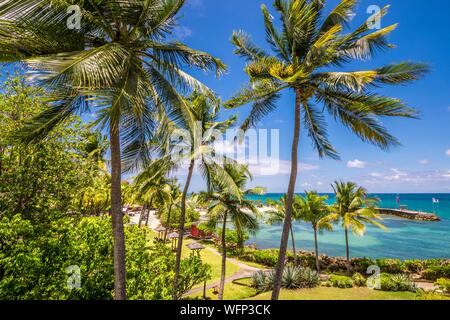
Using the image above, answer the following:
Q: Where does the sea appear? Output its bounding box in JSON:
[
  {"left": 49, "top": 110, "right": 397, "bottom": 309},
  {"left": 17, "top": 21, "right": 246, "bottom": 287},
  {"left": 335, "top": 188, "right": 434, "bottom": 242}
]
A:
[{"left": 245, "top": 193, "right": 450, "bottom": 260}]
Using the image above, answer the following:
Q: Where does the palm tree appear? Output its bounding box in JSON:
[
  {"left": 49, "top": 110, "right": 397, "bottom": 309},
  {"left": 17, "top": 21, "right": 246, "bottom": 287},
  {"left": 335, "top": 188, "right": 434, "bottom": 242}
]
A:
[
  {"left": 225, "top": 0, "right": 428, "bottom": 299},
  {"left": 294, "top": 191, "right": 332, "bottom": 272},
  {"left": 132, "top": 159, "right": 175, "bottom": 228},
  {"left": 329, "top": 181, "right": 386, "bottom": 275},
  {"left": 146, "top": 92, "right": 241, "bottom": 299},
  {"left": 204, "top": 163, "right": 264, "bottom": 300},
  {"left": 0, "top": 0, "right": 226, "bottom": 299},
  {"left": 266, "top": 195, "right": 302, "bottom": 260}
]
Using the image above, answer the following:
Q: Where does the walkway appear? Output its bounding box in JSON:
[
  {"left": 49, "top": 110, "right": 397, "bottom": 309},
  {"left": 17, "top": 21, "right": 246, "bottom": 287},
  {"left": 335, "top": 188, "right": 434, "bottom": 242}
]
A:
[{"left": 186, "top": 244, "right": 264, "bottom": 296}]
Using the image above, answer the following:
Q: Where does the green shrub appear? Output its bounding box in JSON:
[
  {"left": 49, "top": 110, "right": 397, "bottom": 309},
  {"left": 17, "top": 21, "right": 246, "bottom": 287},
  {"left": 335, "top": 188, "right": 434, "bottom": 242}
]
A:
[
  {"left": 415, "top": 289, "right": 450, "bottom": 300},
  {"left": 352, "top": 273, "right": 367, "bottom": 287},
  {"left": 435, "top": 278, "right": 450, "bottom": 294},
  {"left": 423, "top": 265, "right": 450, "bottom": 281},
  {"left": 376, "top": 259, "right": 403, "bottom": 274},
  {"left": 0, "top": 215, "right": 210, "bottom": 300},
  {"left": 328, "top": 275, "right": 353, "bottom": 288},
  {"left": 379, "top": 273, "right": 416, "bottom": 292},
  {"left": 240, "top": 249, "right": 281, "bottom": 267}
]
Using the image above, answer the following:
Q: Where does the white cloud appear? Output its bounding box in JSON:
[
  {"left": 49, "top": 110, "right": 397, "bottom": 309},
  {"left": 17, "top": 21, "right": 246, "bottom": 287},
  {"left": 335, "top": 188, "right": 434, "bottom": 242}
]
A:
[
  {"left": 249, "top": 159, "right": 319, "bottom": 177},
  {"left": 317, "top": 181, "right": 324, "bottom": 186},
  {"left": 446, "top": 149, "right": 450, "bottom": 157},
  {"left": 384, "top": 168, "right": 408, "bottom": 181},
  {"left": 444, "top": 171, "right": 450, "bottom": 178},
  {"left": 301, "top": 182, "right": 311, "bottom": 188},
  {"left": 370, "top": 172, "right": 382, "bottom": 177},
  {"left": 172, "top": 26, "right": 193, "bottom": 40},
  {"left": 419, "top": 159, "right": 429, "bottom": 165},
  {"left": 347, "top": 159, "right": 367, "bottom": 169}
]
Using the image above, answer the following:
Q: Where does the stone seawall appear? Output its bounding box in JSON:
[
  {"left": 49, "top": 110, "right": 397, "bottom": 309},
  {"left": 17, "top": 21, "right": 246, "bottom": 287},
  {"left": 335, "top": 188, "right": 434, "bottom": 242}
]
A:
[{"left": 376, "top": 208, "right": 441, "bottom": 221}]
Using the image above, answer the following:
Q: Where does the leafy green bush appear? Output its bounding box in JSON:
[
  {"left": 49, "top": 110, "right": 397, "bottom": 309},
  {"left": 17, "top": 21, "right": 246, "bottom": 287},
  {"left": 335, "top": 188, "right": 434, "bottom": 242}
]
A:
[
  {"left": 423, "top": 265, "right": 450, "bottom": 281},
  {"left": 379, "top": 273, "right": 416, "bottom": 292},
  {"left": 376, "top": 259, "right": 403, "bottom": 274},
  {"left": 215, "top": 228, "right": 250, "bottom": 255},
  {"left": 435, "top": 278, "right": 450, "bottom": 294},
  {"left": 0, "top": 214, "right": 210, "bottom": 299},
  {"left": 415, "top": 289, "right": 450, "bottom": 300},
  {"left": 352, "top": 273, "right": 367, "bottom": 287},
  {"left": 327, "top": 275, "right": 353, "bottom": 288},
  {"left": 240, "top": 249, "right": 282, "bottom": 267}
]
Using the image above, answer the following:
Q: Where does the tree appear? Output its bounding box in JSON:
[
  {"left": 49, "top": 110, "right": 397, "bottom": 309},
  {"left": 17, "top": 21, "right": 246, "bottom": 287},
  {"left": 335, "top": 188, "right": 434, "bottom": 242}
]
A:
[
  {"left": 266, "top": 195, "right": 303, "bottom": 260},
  {"left": 294, "top": 191, "right": 332, "bottom": 272},
  {"left": 329, "top": 181, "right": 386, "bottom": 275},
  {"left": 204, "top": 163, "right": 264, "bottom": 300},
  {"left": 0, "top": 0, "right": 225, "bottom": 299},
  {"left": 225, "top": 0, "right": 428, "bottom": 299},
  {"left": 148, "top": 92, "right": 240, "bottom": 299},
  {"left": 0, "top": 75, "right": 99, "bottom": 219}
]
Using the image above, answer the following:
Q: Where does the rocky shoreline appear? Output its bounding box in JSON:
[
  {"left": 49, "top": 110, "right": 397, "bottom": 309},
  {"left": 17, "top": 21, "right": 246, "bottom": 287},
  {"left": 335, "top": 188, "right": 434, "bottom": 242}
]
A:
[{"left": 376, "top": 208, "right": 441, "bottom": 221}]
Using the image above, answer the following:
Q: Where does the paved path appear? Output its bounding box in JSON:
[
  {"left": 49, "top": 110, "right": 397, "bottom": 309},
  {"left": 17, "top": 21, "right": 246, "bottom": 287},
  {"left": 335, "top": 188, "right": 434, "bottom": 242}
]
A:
[{"left": 186, "top": 245, "right": 265, "bottom": 296}]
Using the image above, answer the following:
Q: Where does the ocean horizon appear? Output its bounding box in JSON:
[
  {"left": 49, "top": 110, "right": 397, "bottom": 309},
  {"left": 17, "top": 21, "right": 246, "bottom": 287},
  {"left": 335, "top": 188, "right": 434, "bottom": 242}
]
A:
[{"left": 245, "top": 193, "right": 450, "bottom": 260}]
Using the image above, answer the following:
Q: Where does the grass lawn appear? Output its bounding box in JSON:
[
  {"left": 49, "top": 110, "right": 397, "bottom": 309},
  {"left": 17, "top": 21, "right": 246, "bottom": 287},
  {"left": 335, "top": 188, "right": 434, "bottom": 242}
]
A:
[
  {"left": 182, "top": 239, "right": 241, "bottom": 288},
  {"left": 249, "top": 287, "right": 418, "bottom": 300},
  {"left": 188, "top": 278, "right": 258, "bottom": 300}
]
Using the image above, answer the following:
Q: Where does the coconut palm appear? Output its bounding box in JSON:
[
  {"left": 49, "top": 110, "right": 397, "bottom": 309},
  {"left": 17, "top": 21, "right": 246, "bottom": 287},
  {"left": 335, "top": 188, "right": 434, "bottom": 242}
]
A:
[
  {"left": 225, "top": 0, "right": 428, "bottom": 299},
  {"left": 329, "top": 181, "right": 386, "bottom": 275},
  {"left": 266, "top": 195, "right": 303, "bottom": 260},
  {"left": 294, "top": 191, "right": 333, "bottom": 272},
  {"left": 132, "top": 159, "right": 175, "bottom": 228},
  {"left": 204, "top": 163, "right": 264, "bottom": 300},
  {"left": 0, "top": 0, "right": 226, "bottom": 299},
  {"left": 144, "top": 92, "right": 242, "bottom": 299}
]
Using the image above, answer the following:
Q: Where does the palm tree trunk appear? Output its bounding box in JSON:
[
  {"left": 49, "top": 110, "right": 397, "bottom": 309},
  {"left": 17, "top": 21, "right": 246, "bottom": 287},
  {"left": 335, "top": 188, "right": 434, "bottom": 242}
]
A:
[
  {"left": 164, "top": 203, "right": 173, "bottom": 241},
  {"left": 313, "top": 227, "right": 320, "bottom": 272},
  {"left": 110, "top": 125, "right": 126, "bottom": 300},
  {"left": 173, "top": 158, "right": 195, "bottom": 300},
  {"left": 272, "top": 90, "right": 302, "bottom": 300},
  {"left": 290, "top": 225, "right": 297, "bottom": 265},
  {"left": 218, "top": 212, "right": 228, "bottom": 300},
  {"left": 145, "top": 198, "right": 153, "bottom": 227},
  {"left": 345, "top": 227, "right": 351, "bottom": 275}
]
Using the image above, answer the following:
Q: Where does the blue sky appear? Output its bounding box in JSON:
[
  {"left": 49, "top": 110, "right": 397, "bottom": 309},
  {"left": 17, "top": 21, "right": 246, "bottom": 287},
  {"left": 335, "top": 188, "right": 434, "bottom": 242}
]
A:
[
  {"left": 174, "top": 0, "right": 450, "bottom": 193},
  {"left": 1, "top": 0, "right": 449, "bottom": 193}
]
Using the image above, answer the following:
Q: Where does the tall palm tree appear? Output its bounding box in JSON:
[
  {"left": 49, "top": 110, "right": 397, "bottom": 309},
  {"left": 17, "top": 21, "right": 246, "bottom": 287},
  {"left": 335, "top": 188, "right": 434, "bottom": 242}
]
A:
[
  {"left": 146, "top": 92, "right": 241, "bottom": 299},
  {"left": 266, "top": 195, "right": 302, "bottom": 260},
  {"left": 329, "top": 181, "right": 386, "bottom": 275},
  {"left": 294, "top": 191, "right": 332, "bottom": 272},
  {"left": 204, "top": 163, "right": 264, "bottom": 300},
  {"left": 0, "top": 0, "right": 226, "bottom": 299},
  {"left": 225, "top": 0, "right": 428, "bottom": 299}
]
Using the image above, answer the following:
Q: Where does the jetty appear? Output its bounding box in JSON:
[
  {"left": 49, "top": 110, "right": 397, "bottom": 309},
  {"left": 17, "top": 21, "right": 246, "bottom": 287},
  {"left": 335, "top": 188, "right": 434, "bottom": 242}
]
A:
[{"left": 376, "top": 208, "right": 441, "bottom": 221}]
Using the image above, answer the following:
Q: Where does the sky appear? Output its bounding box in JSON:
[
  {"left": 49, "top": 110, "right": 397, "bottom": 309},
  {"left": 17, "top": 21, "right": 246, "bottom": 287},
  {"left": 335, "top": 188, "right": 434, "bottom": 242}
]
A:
[
  {"left": 1, "top": 0, "right": 449, "bottom": 194},
  {"left": 172, "top": 0, "right": 450, "bottom": 193}
]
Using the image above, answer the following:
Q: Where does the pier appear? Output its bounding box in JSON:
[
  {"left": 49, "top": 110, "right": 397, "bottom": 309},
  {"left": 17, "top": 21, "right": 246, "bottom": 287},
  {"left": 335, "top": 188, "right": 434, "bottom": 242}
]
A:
[{"left": 376, "top": 208, "right": 441, "bottom": 221}]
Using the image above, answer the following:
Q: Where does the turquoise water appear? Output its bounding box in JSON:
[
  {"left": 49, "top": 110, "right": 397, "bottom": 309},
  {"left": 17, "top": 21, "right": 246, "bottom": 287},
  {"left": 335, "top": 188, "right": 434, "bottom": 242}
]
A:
[{"left": 245, "top": 193, "right": 450, "bottom": 260}]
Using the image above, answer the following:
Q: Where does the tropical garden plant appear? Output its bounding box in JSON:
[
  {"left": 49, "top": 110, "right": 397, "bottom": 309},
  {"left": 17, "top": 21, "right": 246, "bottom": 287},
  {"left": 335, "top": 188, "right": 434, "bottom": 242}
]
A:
[
  {"left": 328, "top": 181, "right": 386, "bottom": 275},
  {"left": 225, "top": 0, "right": 428, "bottom": 299},
  {"left": 203, "top": 163, "right": 264, "bottom": 300},
  {"left": 294, "top": 191, "right": 333, "bottom": 271},
  {"left": 266, "top": 195, "right": 303, "bottom": 260},
  {"left": 0, "top": 0, "right": 225, "bottom": 299}
]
